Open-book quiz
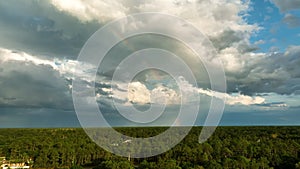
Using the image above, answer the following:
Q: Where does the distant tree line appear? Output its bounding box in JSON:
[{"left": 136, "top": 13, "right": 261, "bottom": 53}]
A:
[{"left": 0, "top": 127, "right": 300, "bottom": 169}]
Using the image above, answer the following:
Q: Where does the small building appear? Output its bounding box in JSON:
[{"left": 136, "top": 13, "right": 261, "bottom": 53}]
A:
[
  {"left": 1, "top": 157, "right": 30, "bottom": 169},
  {"left": 1, "top": 163, "right": 30, "bottom": 169}
]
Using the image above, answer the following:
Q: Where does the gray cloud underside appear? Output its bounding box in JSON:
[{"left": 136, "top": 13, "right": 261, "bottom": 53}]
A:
[
  {"left": 225, "top": 46, "right": 300, "bottom": 95},
  {"left": 0, "top": 0, "right": 100, "bottom": 58},
  {"left": 272, "top": 0, "right": 300, "bottom": 12},
  {"left": 0, "top": 61, "right": 72, "bottom": 110},
  {"left": 283, "top": 14, "right": 300, "bottom": 28}
]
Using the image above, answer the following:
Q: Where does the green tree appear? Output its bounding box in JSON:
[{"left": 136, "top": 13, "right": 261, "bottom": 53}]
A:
[
  {"left": 70, "top": 165, "right": 84, "bottom": 169},
  {"left": 138, "top": 160, "right": 156, "bottom": 169},
  {"left": 96, "top": 160, "right": 134, "bottom": 169},
  {"left": 158, "top": 159, "right": 181, "bottom": 169}
]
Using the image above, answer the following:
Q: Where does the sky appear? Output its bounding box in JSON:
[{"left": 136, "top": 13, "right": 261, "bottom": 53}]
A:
[{"left": 0, "top": 0, "right": 300, "bottom": 128}]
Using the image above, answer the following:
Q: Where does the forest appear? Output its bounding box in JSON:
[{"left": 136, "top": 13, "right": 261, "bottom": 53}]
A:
[{"left": 1, "top": 126, "right": 300, "bottom": 169}]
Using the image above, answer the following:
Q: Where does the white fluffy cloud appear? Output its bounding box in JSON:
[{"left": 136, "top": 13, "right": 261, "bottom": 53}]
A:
[
  {"left": 110, "top": 76, "right": 265, "bottom": 106},
  {"left": 127, "top": 82, "right": 151, "bottom": 104},
  {"left": 0, "top": 48, "right": 95, "bottom": 82},
  {"left": 197, "top": 88, "right": 265, "bottom": 105},
  {"left": 49, "top": 0, "right": 258, "bottom": 36},
  {"left": 0, "top": 48, "right": 56, "bottom": 67},
  {"left": 50, "top": 0, "right": 128, "bottom": 23}
]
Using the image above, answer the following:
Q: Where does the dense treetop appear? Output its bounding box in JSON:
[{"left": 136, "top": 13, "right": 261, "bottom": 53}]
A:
[{"left": 1, "top": 127, "right": 300, "bottom": 169}]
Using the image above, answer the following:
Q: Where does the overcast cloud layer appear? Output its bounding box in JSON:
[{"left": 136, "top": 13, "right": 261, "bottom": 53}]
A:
[{"left": 0, "top": 0, "right": 300, "bottom": 127}]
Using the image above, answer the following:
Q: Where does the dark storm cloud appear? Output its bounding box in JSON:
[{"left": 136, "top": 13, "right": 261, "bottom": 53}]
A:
[
  {"left": 0, "top": 61, "right": 73, "bottom": 110},
  {"left": 210, "top": 30, "right": 244, "bottom": 51},
  {"left": 226, "top": 46, "right": 300, "bottom": 95},
  {"left": 0, "top": 0, "right": 100, "bottom": 59},
  {"left": 95, "top": 34, "right": 211, "bottom": 89}
]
